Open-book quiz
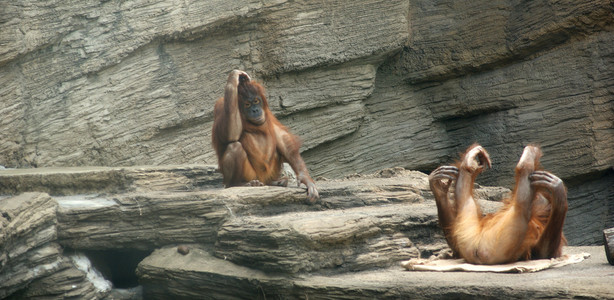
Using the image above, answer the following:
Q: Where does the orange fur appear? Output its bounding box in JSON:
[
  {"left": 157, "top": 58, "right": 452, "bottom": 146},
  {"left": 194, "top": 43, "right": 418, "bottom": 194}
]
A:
[
  {"left": 212, "top": 70, "right": 319, "bottom": 202},
  {"left": 429, "top": 144, "right": 567, "bottom": 264}
]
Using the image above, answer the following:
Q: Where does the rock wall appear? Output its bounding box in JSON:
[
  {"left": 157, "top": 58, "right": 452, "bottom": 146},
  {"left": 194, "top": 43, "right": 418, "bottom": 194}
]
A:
[{"left": 1, "top": 0, "right": 613, "bottom": 244}]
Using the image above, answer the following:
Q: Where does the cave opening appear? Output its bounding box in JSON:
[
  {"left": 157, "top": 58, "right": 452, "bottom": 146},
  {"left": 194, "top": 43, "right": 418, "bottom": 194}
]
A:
[{"left": 81, "top": 249, "right": 152, "bottom": 288}]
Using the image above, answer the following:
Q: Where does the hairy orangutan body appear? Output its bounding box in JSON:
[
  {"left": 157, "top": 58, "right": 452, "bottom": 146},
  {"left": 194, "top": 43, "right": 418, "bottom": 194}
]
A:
[
  {"left": 212, "top": 70, "right": 319, "bottom": 203},
  {"left": 429, "top": 144, "right": 567, "bottom": 264}
]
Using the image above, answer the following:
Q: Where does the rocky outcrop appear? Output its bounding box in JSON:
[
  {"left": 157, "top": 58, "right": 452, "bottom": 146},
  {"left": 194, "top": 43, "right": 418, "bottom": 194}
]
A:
[
  {"left": 0, "top": 0, "right": 612, "bottom": 240},
  {"left": 138, "top": 245, "right": 612, "bottom": 300},
  {"left": 1, "top": 166, "right": 611, "bottom": 299},
  {"left": 0, "top": 193, "right": 108, "bottom": 299},
  {"left": 0, "top": 193, "right": 61, "bottom": 298},
  {"left": 2, "top": 3, "right": 612, "bottom": 297}
]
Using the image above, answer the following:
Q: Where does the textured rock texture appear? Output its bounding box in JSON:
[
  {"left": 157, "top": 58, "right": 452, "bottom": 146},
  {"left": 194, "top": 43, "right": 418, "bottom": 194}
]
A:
[
  {"left": 138, "top": 245, "right": 613, "bottom": 300},
  {"left": 0, "top": 0, "right": 612, "bottom": 241},
  {"left": 0, "top": 193, "right": 61, "bottom": 298},
  {"left": 1, "top": 166, "right": 612, "bottom": 299},
  {"left": 0, "top": 193, "right": 108, "bottom": 299}
]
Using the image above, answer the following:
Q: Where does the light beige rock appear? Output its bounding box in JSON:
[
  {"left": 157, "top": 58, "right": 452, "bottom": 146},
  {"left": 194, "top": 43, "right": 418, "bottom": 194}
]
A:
[
  {"left": 0, "top": 0, "right": 612, "bottom": 245},
  {"left": 1, "top": 0, "right": 614, "bottom": 297},
  {"left": 137, "top": 245, "right": 614, "bottom": 299},
  {"left": 0, "top": 166, "right": 608, "bottom": 299},
  {"left": 0, "top": 193, "right": 60, "bottom": 298}
]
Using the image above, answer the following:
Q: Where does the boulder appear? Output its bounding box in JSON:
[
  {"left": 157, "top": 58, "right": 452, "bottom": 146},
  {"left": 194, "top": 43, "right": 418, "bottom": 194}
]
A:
[
  {"left": 136, "top": 245, "right": 287, "bottom": 300},
  {"left": 7, "top": 255, "right": 111, "bottom": 300},
  {"left": 0, "top": 193, "right": 109, "bottom": 299},
  {"left": 56, "top": 192, "right": 229, "bottom": 251},
  {"left": 214, "top": 204, "right": 428, "bottom": 274},
  {"left": 0, "top": 193, "right": 61, "bottom": 298}
]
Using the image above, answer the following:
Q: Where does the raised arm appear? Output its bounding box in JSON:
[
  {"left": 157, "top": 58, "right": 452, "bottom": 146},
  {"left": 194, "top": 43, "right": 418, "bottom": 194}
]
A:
[{"left": 214, "top": 70, "right": 250, "bottom": 144}]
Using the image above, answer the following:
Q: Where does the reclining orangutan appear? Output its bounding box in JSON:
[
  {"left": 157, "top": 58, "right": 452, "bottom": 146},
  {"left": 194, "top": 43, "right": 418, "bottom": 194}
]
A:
[{"left": 428, "top": 144, "right": 567, "bottom": 264}]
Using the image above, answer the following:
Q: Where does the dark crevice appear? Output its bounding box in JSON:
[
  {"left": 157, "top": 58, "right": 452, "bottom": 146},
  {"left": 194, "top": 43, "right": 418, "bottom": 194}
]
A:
[{"left": 80, "top": 249, "right": 152, "bottom": 289}]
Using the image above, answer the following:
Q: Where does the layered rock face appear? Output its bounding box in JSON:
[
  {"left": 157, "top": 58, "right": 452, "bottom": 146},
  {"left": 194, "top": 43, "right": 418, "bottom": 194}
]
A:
[
  {"left": 0, "top": 1, "right": 612, "bottom": 241},
  {"left": 0, "top": 166, "right": 469, "bottom": 298},
  {"left": 2, "top": 166, "right": 612, "bottom": 299}
]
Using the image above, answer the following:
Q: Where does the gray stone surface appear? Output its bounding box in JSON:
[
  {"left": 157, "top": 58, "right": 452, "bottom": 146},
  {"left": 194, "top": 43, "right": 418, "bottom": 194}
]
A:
[
  {"left": 55, "top": 192, "right": 228, "bottom": 251},
  {"left": 0, "top": 165, "right": 220, "bottom": 195},
  {"left": 1, "top": 0, "right": 611, "bottom": 245},
  {"left": 0, "top": 166, "right": 611, "bottom": 299},
  {"left": 215, "top": 204, "right": 428, "bottom": 274},
  {"left": 0, "top": 166, "right": 515, "bottom": 299},
  {"left": 0, "top": 193, "right": 60, "bottom": 297},
  {"left": 138, "top": 245, "right": 613, "bottom": 299},
  {"left": 1, "top": 0, "right": 613, "bottom": 297},
  {"left": 0, "top": 193, "right": 106, "bottom": 299}
]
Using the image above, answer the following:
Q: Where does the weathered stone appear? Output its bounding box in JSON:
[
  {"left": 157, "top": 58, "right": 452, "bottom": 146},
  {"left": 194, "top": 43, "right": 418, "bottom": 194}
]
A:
[
  {"left": 251, "top": 0, "right": 409, "bottom": 74},
  {"left": 215, "top": 204, "right": 429, "bottom": 273},
  {"left": 401, "top": 0, "right": 614, "bottom": 83},
  {"left": 289, "top": 247, "right": 613, "bottom": 300},
  {"left": 137, "top": 245, "right": 614, "bottom": 299},
  {"left": 565, "top": 173, "right": 614, "bottom": 245},
  {"left": 604, "top": 227, "right": 614, "bottom": 265},
  {"left": 0, "top": 193, "right": 115, "bottom": 299},
  {"left": 0, "top": 165, "right": 606, "bottom": 299},
  {"left": 56, "top": 192, "right": 229, "bottom": 251},
  {"left": 47, "top": 167, "right": 508, "bottom": 253},
  {"left": 136, "top": 245, "right": 289, "bottom": 300},
  {"left": 7, "top": 255, "right": 109, "bottom": 300},
  {"left": 266, "top": 64, "right": 376, "bottom": 115},
  {"left": 0, "top": 0, "right": 408, "bottom": 169},
  {"left": 0, "top": 165, "right": 220, "bottom": 196},
  {"left": 0, "top": 193, "right": 61, "bottom": 298},
  {"left": 0, "top": 0, "right": 612, "bottom": 246},
  {"left": 105, "top": 287, "right": 143, "bottom": 300}
]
